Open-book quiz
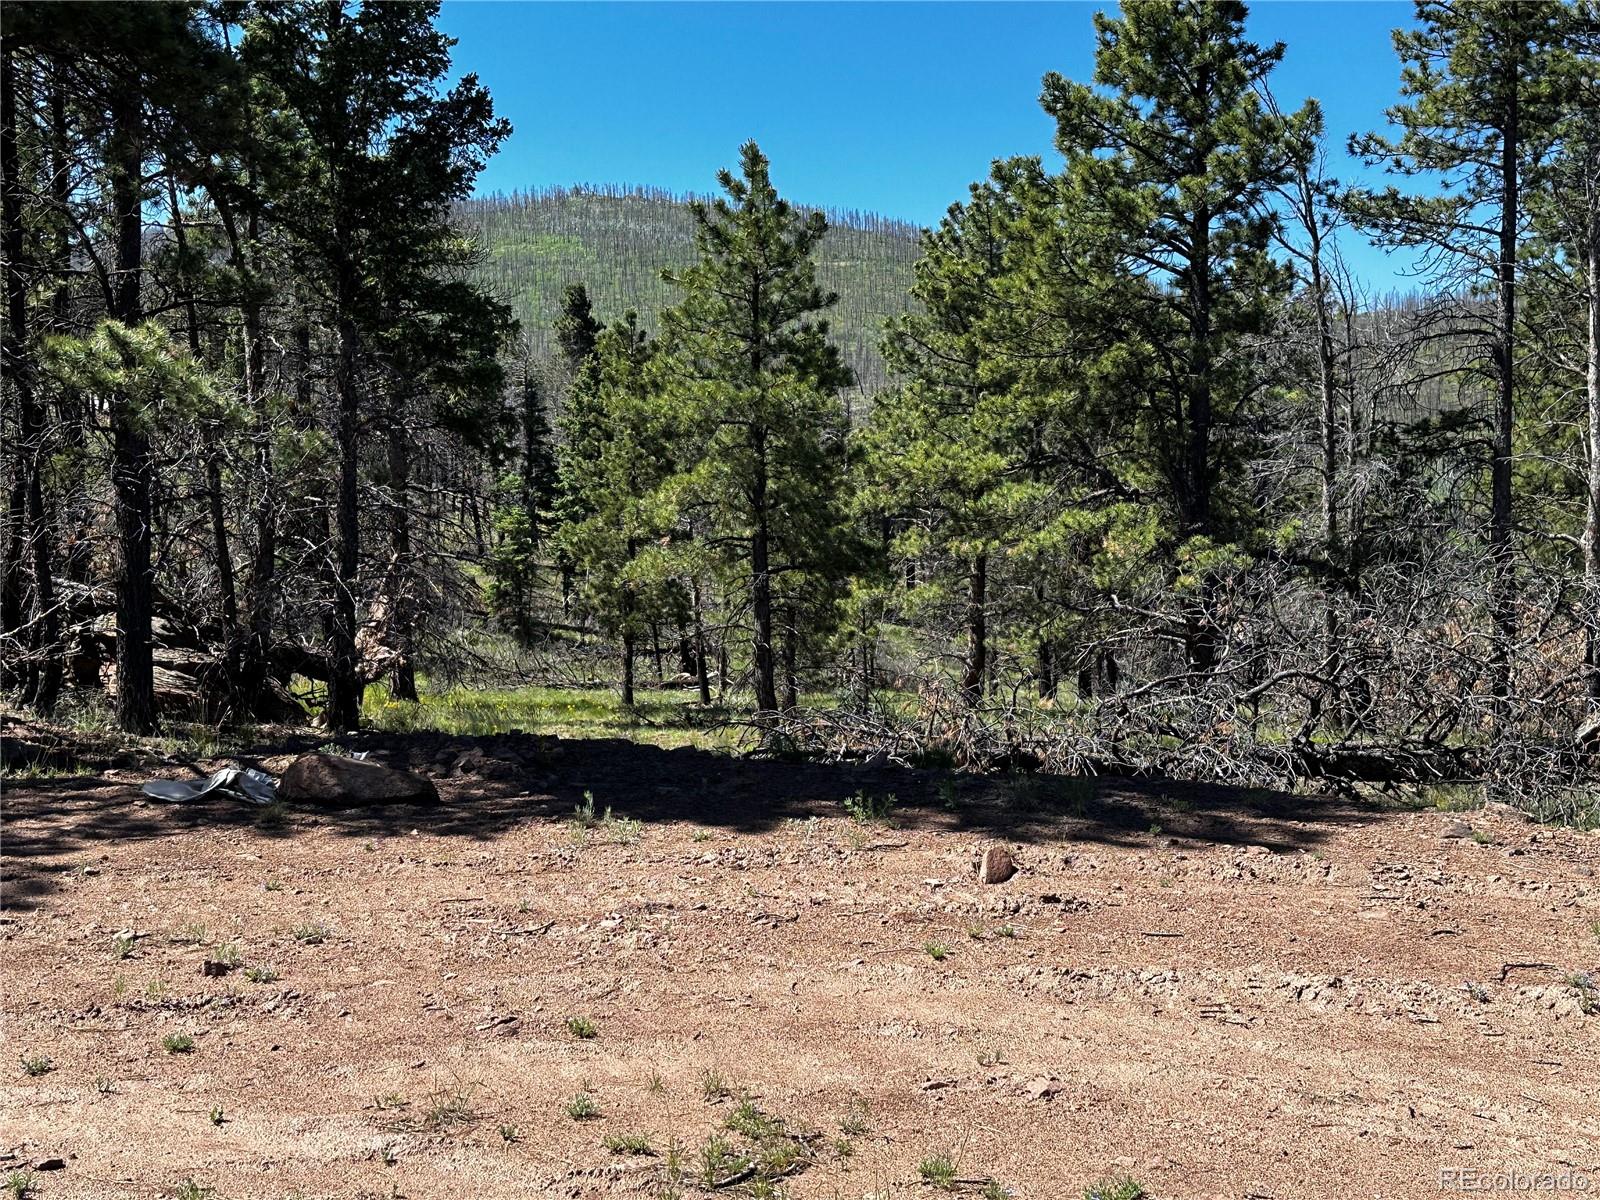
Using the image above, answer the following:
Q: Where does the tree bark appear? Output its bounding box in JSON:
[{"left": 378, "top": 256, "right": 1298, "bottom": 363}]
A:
[
  {"left": 325, "top": 297, "right": 362, "bottom": 731},
  {"left": 959, "top": 551, "right": 987, "bottom": 703},
  {"left": 692, "top": 576, "right": 711, "bottom": 706},
  {"left": 1488, "top": 50, "right": 1520, "bottom": 733},
  {"left": 2, "top": 50, "right": 61, "bottom": 710},
  {"left": 1584, "top": 149, "right": 1600, "bottom": 706},
  {"left": 386, "top": 409, "right": 418, "bottom": 702},
  {"left": 108, "top": 92, "right": 156, "bottom": 733},
  {"left": 781, "top": 604, "right": 798, "bottom": 710},
  {"left": 750, "top": 428, "right": 779, "bottom": 713}
]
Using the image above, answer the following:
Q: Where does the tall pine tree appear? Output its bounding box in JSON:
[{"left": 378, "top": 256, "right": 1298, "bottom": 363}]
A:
[{"left": 658, "top": 143, "right": 854, "bottom": 715}]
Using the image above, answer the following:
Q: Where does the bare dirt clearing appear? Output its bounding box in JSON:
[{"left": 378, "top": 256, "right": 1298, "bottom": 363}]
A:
[{"left": 4, "top": 732, "right": 1598, "bottom": 1199}]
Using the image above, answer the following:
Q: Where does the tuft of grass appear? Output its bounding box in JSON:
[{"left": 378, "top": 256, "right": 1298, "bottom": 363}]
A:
[
  {"left": 212, "top": 942, "right": 242, "bottom": 968},
  {"left": 698, "top": 1134, "right": 751, "bottom": 1187},
  {"left": 173, "top": 1181, "right": 215, "bottom": 1200},
  {"left": 924, "top": 941, "right": 950, "bottom": 962},
  {"left": 498, "top": 1123, "right": 520, "bottom": 1145},
  {"left": 162, "top": 1033, "right": 195, "bottom": 1055},
  {"left": 701, "top": 1068, "right": 732, "bottom": 1101},
  {"left": 843, "top": 789, "right": 897, "bottom": 824},
  {"left": 4, "top": 1170, "right": 35, "bottom": 1199},
  {"left": 292, "top": 922, "right": 329, "bottom": 946},
  {"left": 837, "top": 1099, "right": 870, "bottom": 1137},
  {"left": 1084, "top": 1178, "right": 1146, "bottom": 1200},
  {"left": 170, "top": 922, "right": 208, "bottom": 947},
  {"left": 565, "top": 1015, "right": 598, "bottom": 1040},
  {"left": 421, "top": 1089, "right": 474, "bottom": 1131},
  {"left": 566, "top": 1091, "right": 600, "bottom": 1121},
  {"left": 725, "top": 1098, "right": 785, "bottom": 1142},
  {"left": 994, "top": 924, "right": 1017, "bottom": 939},
  {"left": 604, "top": 1132, "right": 655, "bottom": 1155},
  {"left": 569, "top": 791, "right": 642, "bottom": 844},
  {"left": 94, "top": 1074, "right": 116, "bottom": 1094},
  {"left": 264, "top": 878, "right": 284, "bottom": 892},
  {"left": 984, "top": 1183, "right": 1014, "bottom": 1200},
  {"left": 18, "top": 1053, "right": 53, "bottom": 1078},
  {"left": 254, "top": 802, "right": 288, "bottom": 831},
  {"left": 208, "top": 1104, "right": 225, "bottom": 1126},
  {"left": 111, "top": 932, "right": 137, "bottom": 960},
  {"left": 919, "top": 1154, "right": 958, "bottom": 1190},
  {"left": 1470, "top": 828, "right": 1495, "bottom": 845},
  {"left": 244, "top": 965, "right": 279, "bottom": 984}
]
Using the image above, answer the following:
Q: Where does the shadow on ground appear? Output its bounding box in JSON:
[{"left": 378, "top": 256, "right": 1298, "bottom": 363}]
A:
[{"left": 1, "top": 729, "right": 1390, "bottom": 911}]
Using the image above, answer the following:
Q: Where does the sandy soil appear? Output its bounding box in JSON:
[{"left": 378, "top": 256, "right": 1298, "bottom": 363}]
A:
[{"left": 3, "top": 731, "right": 1598, "bottom": 1200}]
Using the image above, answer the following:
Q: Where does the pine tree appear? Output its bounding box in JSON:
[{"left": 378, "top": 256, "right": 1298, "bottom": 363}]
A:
[
  {"left": 554, "top": 313, "right": 675, "bottom": 705},
  {"left": 1347, "top": 0, "right": 1570, "bottom": 726},
  {"left": 1041, "top": 0, "right": 1309, "bottom": 671},
  {"left": 870, "top": 173, "right": 1035, "bottom": 703},
  {"left": 657, "top": 142, "right": 854, "bottom": 715},
  {"left": 244, "top": 0, "right": 509, "bottom": 728}
]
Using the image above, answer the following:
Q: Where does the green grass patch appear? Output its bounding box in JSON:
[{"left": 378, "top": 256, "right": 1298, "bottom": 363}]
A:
[{"left": 364, "top": 682, "right": 742, "bottom": 750}]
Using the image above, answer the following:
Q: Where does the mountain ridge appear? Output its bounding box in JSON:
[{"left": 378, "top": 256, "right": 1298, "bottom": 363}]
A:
[{"left": 455, "top": 184, "right": 925, "bottom": 394}]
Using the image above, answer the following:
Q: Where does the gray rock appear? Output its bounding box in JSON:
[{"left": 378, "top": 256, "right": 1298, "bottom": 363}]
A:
[{"left": 278, "top": 753, "right": 438, "bottom": 807}]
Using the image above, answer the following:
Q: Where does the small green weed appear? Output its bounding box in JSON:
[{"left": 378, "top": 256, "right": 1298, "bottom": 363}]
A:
[
  {"left": 843, "top": 789, "right": 897, "bottom": 824},
  {"left": 18, "top": 1053, "right": 53, "bottom": 1078},
  {"left": 604, "top": 1132, "right": 655, "bottom": 1155},
  {"left": 1083, "top": 1178, "right": 1146, "bottom": 1200},
  {"left": 919, "top": 1154, "right": 957, "bottom": 1190}
]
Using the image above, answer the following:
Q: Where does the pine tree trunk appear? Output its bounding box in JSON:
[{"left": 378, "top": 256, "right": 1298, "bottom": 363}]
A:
[
  {"left": 241, "top": 245, "right": 274, "bottom": 703},
  {"left": 2, "top": 51, "right": 61, "bottom": 711},
  {"left": 1584, "top": 160, "right": 1600, "bottom": 706},
  {"left": 750, "top": 432, "right": 779, "bottom": 714},
  {"left": 386, "top": 413, "right": 418, "bottom": 703},
  {"left": 781, "top": 605, "right": 798, "bottom": 711},
  {"left": 1488, "top": 65, "right": 1520, "bottom": 734},
  {"left": 326, "top": 298, "right": 363, "bottom": 731},
  {"left": 692, "top": 577, "right": 711, "bottom": 706},
  {"left": 109, "top": 94, "right": 156, "bottom": 734},
  {"left": 621, "top": 626, "right": 635, "bottom": 707},
  {"left": 960, "top": 552, "right": 987, "bottom": 703},
  {"left": 168, "top": 172, "right": 237, "bottom": 647},
  {"left": 1181, "top": 211, "right": 1220, "bottom": 673}
]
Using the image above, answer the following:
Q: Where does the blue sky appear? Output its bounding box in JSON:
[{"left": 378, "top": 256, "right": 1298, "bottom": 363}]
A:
[{"left": 439, "top": 1, "right": 1423, "bottom": 288}]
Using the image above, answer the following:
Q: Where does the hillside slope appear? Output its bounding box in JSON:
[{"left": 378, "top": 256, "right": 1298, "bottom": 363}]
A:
[{"left": 456, "top": 186, "right": 924, "bottom": 395}]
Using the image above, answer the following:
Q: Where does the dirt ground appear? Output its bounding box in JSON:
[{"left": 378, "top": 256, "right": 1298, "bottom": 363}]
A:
[{"left": 3, "top": 730, "right": 1598, "bottom": 1200}]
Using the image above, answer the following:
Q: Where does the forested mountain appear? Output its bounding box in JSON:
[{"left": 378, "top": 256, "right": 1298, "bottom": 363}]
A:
[{"left": 456, "top": 187, "right": 922, "bottom": 395}]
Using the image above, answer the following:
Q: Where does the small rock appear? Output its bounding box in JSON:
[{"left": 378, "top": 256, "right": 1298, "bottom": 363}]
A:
[
  {"left": 1025, "top": 1077, "right": 1062, "bottom": 1100},
  {"left": 34, "top": 1158, "right": 66, "bottom": 1171},
  {"left": 1439, "top": 820, "right": 1473, "bottom": 840},
  {"left": 978, "top": 846, "right": 1016, "bottom": 884}
]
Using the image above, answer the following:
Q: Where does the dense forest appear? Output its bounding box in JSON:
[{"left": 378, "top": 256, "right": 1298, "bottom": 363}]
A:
[{"left": 1, "top": 1, "right": 1597, "bottom": 819}]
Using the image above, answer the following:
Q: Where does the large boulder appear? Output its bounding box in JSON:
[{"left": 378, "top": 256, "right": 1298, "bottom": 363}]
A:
[{"left": 278, "top": 752, "right": 438, "bottom": 807}]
